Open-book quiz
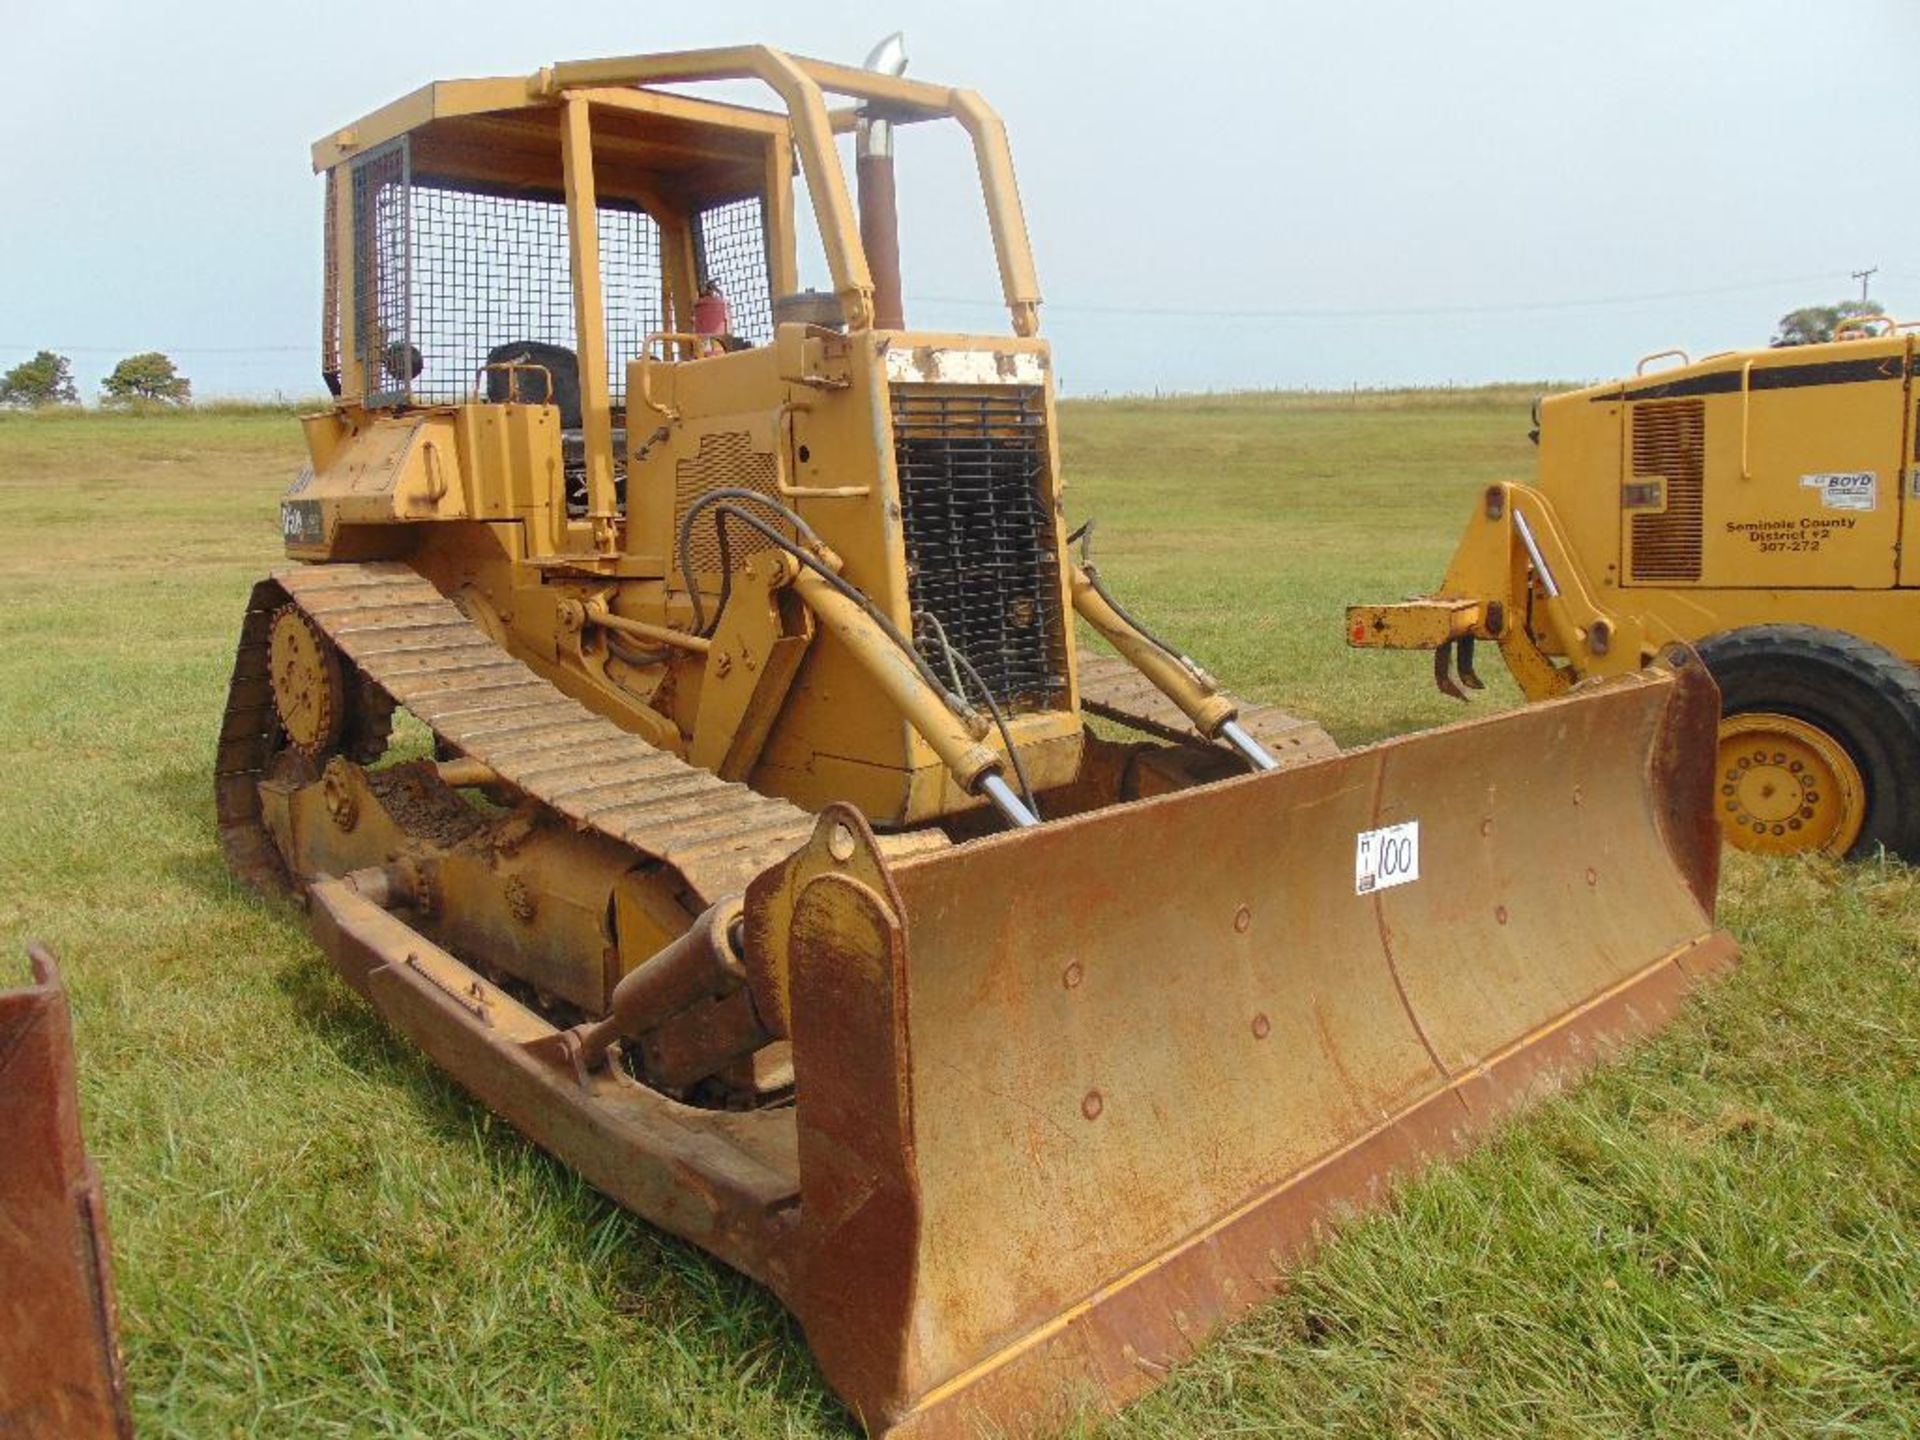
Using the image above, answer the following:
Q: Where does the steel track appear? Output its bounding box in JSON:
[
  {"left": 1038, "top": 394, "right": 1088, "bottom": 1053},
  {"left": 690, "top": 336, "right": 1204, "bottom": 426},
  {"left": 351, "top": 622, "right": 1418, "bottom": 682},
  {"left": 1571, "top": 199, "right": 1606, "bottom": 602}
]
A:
[
  {"left": 216, "top": 562, "right": 815, "bottom": 905},
  {"left": 1075, "top": 653, "right": 1339, "bottom": 765},
  {"left": 217, "top": 565, "right": 1336, "bottom": 908}
]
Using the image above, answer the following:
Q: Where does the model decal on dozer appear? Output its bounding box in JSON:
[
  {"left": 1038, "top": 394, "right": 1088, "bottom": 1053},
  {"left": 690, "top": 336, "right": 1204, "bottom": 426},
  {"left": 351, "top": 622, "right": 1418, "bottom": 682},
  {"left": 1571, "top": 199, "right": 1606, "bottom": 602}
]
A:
[{"left": 216, "top": 39, "right": 1735, "bottom": 1438}]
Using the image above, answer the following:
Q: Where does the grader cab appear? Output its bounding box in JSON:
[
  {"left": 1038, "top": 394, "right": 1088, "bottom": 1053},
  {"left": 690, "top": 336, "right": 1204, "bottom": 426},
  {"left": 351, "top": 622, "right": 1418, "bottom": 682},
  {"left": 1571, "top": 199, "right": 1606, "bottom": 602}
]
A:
[{"left": 220, "top": 44, "right": 1735, "bottom": 1437}]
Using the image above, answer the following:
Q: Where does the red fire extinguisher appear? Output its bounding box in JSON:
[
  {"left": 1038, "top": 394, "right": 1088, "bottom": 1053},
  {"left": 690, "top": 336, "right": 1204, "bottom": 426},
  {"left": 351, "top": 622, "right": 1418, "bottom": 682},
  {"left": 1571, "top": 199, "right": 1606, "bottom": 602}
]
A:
[{"left": 694, "top": 280, "right": 730, "bottom": 348}]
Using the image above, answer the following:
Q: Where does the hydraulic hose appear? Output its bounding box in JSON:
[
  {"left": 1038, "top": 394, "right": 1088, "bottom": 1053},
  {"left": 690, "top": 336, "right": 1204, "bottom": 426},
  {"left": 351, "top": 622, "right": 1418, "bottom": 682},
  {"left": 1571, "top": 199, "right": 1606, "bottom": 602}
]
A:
[
  {"left": 1074, "top": 518, "right": 1204, "bottom": 677},
  {"left": 676, "top": 487, "right": 827, "bottom": 637},
  {"left": 680, "top": 497, "right": 971, "bottom": 714},
  {"left": 915, "top": 609, "right": 1041, "bottom": 819},
  {"left": 675, "top": 489, "right": 1042, "bottom": 826},
  {"left": 1069, "top": 516, "right": 1279, "bottom": 770}
]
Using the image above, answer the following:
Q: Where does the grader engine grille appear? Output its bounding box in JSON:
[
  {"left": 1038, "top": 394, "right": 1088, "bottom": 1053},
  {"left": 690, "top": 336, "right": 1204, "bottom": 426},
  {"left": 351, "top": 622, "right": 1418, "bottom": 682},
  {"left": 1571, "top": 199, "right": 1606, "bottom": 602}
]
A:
[
  {"left": 892, "top": 387, "right": 1067, "bottom": 714},
  {"left": 1628, "top": 398, "right": 1707, "bottom": 583}
]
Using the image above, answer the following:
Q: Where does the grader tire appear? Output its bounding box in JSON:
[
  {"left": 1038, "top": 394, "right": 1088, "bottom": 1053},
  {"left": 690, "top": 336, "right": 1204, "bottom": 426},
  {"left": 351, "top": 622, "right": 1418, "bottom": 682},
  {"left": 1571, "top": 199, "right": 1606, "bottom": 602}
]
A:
[{"left": 1696, "top": 625, "right": 1920, "bottom": 860}]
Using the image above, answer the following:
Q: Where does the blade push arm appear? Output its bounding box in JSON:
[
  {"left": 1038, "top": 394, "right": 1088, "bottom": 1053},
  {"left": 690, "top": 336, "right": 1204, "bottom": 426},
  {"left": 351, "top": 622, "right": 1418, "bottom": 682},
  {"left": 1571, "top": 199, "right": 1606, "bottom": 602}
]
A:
[{"left": 790, "top": 569, "right": 1039, "bottom": 828}]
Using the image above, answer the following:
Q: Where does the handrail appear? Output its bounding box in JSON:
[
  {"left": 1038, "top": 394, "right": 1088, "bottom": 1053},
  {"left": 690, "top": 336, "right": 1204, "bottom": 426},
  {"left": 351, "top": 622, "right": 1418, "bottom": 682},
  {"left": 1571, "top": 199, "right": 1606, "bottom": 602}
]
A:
[
  {"left": 543, "top": 48, "right": 874, "bottom": 332},
  {"left": 535, "top": 45, "right": 1042, "bottom": 337},
  {"left": 1834, "top": 314, "right": 1897, "bottom": 341},
  {"left": 540, "top": 47, "right": 961, "bottom": 116},
  {"left": 471, "top": 361, "right": 555, "bottom": 406},
  {"left": 776, "top": 403, "right": 869, "bottom": 499},
  {"left": 634, "top": 332, "right": 722, "bottom": 422},
  {"left": 1739, "top": 359, "right": 1753, "bottom": 480},
  {"left": 948, "top": 89, "right": 1041, "bottom": 336},
  {"left": 1635, "top": 348, "right": 1690, "bottom": 375}
]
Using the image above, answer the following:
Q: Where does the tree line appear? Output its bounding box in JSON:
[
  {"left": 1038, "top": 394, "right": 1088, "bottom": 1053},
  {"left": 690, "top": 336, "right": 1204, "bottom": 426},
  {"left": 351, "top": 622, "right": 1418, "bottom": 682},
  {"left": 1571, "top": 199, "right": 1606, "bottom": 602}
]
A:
[
  {"left": 0, "top": 351, "right": 191, "bottom": 408},
  {"left": 1770, "top": 300, "right": 1890, "bottom": 347},
  {"left": 1, "top": 301, "right": 1895, "bottom": 408}
]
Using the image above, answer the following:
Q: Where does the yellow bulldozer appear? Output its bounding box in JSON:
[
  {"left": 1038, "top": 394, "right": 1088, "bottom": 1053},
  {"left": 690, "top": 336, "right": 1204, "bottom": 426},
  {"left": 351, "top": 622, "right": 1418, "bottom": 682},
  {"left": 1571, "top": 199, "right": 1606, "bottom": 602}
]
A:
[
  {"left": 217, "top": 43, "right": 1735, "bottom": 1437},
  {"left": 1351, "top": 319, "right": 1920, "bottom": 861}
]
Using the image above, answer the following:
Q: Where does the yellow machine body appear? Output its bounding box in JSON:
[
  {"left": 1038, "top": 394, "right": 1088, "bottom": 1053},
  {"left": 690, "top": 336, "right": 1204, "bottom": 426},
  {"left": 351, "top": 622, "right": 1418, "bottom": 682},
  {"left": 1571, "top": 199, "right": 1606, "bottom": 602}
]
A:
[
  {"left": 1351, "top": 328, "right": 1920, "bottom": 859},
  {"left": 290, "top": 329, "right": 1083, "bottom": 827},
  {"left": 218, "top": 45, "right": 1736, "bottom": 1437}
]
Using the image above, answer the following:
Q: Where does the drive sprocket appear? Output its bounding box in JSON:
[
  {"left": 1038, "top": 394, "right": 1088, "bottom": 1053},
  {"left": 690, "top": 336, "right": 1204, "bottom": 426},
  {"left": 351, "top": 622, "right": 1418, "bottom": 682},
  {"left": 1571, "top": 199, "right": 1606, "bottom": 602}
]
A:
[{"left": 268, "top": 603, "right": 346, "bottom": 756}]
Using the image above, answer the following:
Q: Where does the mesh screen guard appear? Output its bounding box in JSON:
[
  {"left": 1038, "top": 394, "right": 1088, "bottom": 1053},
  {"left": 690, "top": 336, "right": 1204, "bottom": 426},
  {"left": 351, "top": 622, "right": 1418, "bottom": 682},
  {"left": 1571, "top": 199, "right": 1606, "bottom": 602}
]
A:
[
  {"left": 694, "top": 198, "right": 774, "bottom": 347},
  {"left": 343, "top": 135, "right": 775, "bottom": 409},
  {"left": 350, "top": 140, "right": 411, "bottom": 405},
  {"left": 321, "top": 168, "right": 341, "bottom": 386}
]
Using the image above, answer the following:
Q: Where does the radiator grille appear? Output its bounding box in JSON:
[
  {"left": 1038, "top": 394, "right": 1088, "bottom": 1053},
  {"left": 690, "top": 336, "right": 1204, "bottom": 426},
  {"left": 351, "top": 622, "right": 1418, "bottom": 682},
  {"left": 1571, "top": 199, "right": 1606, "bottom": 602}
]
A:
[
  {"left": 1628, "top": 399, "right": 1706, "bottom": 582},
  {"left": 892, "top": 387, "right": 1066, "bottom": 714},
  {"left": 674, "top": 431, "right": 783, "bottom": 577}
]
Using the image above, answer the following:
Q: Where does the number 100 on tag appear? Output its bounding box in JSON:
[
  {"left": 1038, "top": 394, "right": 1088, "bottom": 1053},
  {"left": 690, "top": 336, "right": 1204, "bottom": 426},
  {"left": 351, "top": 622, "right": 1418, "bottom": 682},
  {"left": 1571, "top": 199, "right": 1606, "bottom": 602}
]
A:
[{"left": 1355, "top": 821, "right": 1420, "bottom": 894}]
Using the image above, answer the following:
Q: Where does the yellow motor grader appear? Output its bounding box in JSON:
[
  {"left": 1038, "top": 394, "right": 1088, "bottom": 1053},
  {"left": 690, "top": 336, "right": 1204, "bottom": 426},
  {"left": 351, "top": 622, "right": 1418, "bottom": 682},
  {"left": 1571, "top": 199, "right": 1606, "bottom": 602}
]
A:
[
  {"left": 1350, "top": 320, "right": 1920, "bottom": 861},
  {"left": 218, "top": 43, "right": 1735, "bottom": 1438}
]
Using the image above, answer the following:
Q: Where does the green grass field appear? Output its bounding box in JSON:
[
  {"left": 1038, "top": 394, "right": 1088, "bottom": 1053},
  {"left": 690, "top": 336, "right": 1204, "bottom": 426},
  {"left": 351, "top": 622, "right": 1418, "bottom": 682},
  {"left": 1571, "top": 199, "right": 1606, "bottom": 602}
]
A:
[{"left": 2, "top": 396, "right": 1915, "bottom": 1438}]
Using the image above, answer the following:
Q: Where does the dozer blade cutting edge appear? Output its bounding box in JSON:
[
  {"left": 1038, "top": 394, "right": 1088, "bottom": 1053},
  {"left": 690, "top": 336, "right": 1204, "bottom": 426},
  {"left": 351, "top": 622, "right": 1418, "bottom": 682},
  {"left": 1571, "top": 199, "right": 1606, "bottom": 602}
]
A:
[{"left": 295, "top": 649, "right": 1732, "bottom": 1438}]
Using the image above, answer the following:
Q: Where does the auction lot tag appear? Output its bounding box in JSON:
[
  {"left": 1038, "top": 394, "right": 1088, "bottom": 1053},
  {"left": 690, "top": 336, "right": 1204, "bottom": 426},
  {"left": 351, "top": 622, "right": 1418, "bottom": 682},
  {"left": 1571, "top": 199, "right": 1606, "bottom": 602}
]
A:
[{"left": 1355, "top": 821, "right": 1420, "bottom": 894}]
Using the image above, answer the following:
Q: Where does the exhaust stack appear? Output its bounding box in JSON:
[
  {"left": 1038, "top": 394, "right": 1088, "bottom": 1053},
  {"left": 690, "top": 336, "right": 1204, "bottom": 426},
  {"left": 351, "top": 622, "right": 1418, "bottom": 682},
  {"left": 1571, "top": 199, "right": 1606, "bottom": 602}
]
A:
[{"left": 858, "top": 32, "right": 908, "bottom": 330}]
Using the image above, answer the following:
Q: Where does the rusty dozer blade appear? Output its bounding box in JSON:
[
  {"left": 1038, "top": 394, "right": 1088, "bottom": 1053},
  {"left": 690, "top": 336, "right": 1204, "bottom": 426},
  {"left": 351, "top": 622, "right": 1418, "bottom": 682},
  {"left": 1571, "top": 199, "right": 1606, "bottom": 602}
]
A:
[
  {"left": 748, "top": 649, "right": 1733, "bottom": 1437},
  {"left": 277, "top": 651, "right": 1732, "bottom": 1439},
  {"left": 0, "top": 946, "right": 134, "bottom": 1440}
]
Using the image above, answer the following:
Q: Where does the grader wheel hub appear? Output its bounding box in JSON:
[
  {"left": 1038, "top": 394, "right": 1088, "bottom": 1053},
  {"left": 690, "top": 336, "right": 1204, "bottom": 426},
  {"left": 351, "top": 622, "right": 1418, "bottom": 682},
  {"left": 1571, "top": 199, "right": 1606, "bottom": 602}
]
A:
[
  {"left": 1716, "top": 711, "right": 1864, "bottom": 856},
  {"left": 269, "top": 605, "right": 345, "bottom": 756}
]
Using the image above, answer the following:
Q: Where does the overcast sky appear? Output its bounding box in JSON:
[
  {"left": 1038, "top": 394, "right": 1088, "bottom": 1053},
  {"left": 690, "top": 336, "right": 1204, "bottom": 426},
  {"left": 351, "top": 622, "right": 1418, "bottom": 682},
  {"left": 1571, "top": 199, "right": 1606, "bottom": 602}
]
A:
[{"left": 3, "top": 1, "right": 1916, "bottom": 399}]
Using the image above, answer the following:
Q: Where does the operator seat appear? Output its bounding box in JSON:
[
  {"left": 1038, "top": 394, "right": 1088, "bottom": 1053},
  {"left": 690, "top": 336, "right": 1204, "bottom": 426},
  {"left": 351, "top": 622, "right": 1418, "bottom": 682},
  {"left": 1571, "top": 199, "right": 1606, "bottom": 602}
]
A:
[{"left": 483, "top": 340, "right": 583, "bottom": 429}]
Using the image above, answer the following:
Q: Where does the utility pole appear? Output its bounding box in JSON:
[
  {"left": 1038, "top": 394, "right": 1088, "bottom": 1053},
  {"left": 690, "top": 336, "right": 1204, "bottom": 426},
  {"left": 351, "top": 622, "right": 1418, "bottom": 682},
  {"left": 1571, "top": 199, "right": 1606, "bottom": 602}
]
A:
[{"left": 1852, "top": 266, "right": 1878, "bottom": 304}]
